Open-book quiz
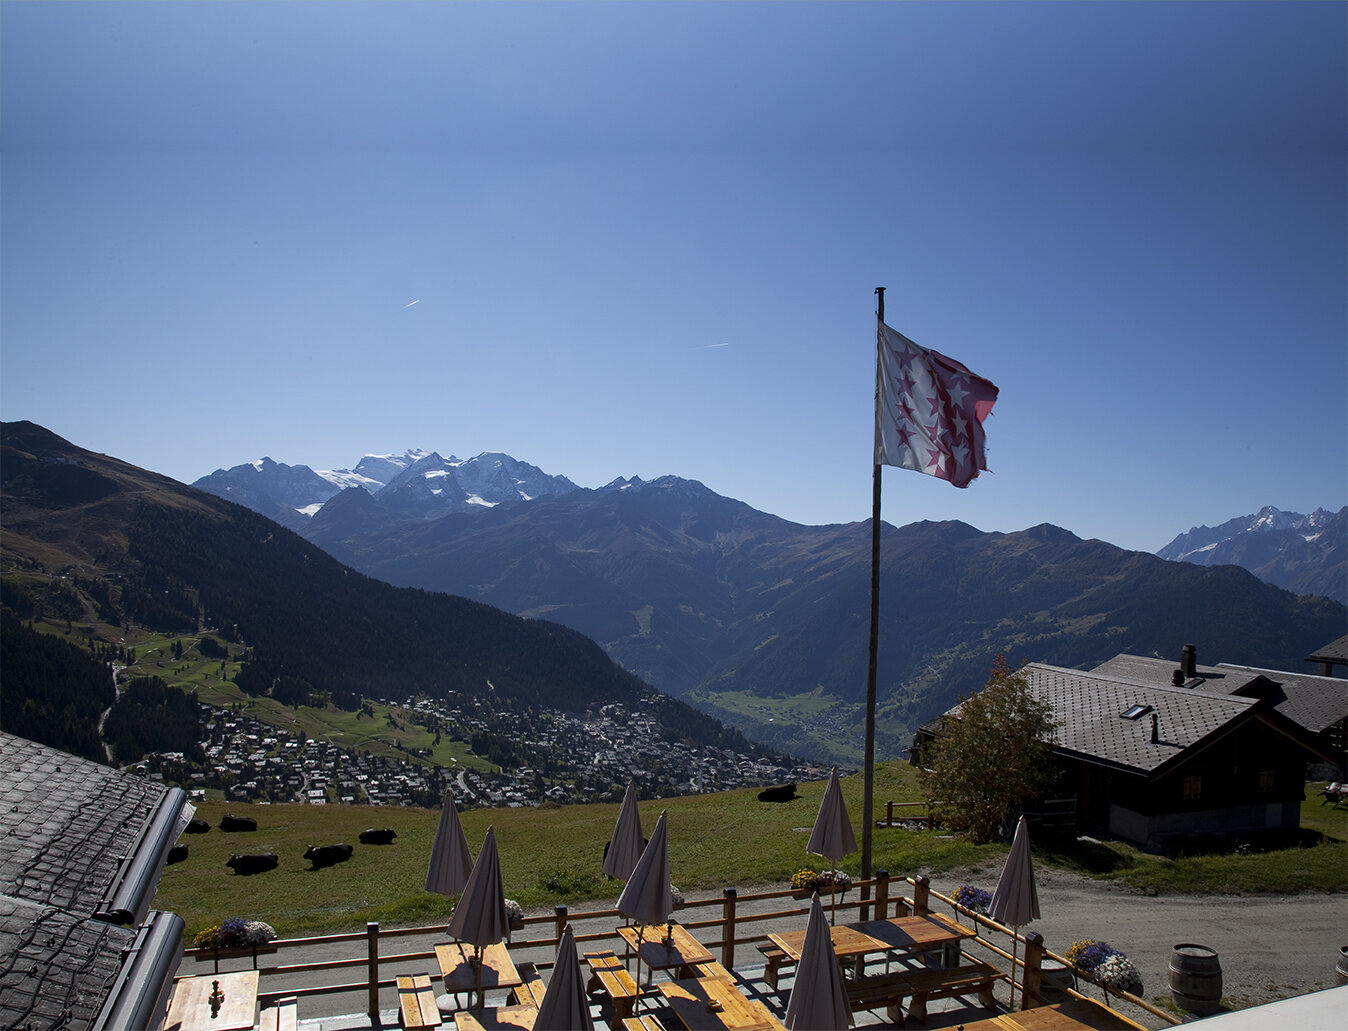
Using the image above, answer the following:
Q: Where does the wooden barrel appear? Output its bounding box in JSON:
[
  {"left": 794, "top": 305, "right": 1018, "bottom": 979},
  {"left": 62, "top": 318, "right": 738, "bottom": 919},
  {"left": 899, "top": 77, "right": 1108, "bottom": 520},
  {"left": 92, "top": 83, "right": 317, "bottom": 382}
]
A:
[
  {"left": 1169, "top": 943, "right": 1222, "bottom": 1014},
  {"left": 1336, "top": 946, "right": 1348, "bottom": 986}
]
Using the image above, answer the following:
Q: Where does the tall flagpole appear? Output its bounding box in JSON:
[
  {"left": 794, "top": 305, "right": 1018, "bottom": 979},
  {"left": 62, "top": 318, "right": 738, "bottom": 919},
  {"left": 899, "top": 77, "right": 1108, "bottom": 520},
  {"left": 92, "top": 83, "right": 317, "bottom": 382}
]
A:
[{"left": 861, "top": 286, "right": 885, "bottom": 914}]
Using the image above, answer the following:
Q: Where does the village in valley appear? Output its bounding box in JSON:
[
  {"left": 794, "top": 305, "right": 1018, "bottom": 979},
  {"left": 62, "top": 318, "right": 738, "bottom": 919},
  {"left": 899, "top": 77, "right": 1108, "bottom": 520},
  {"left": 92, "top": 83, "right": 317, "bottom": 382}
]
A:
[{"left": 141, "top": 694, "right": 819, "bottom": 811}]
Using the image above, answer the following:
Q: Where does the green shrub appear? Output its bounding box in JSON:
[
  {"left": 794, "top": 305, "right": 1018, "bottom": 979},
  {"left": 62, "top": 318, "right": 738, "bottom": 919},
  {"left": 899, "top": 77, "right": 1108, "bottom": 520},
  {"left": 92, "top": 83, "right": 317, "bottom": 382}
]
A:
[{"left": 539, "top": 866, "right": 601, "bottom": 896}]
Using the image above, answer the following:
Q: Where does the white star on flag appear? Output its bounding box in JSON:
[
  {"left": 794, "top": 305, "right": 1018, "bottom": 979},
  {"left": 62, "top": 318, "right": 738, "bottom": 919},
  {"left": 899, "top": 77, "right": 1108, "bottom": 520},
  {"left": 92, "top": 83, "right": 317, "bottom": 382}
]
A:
[{"left": 875, "top": 322, "right": 998, "bottom": 488}]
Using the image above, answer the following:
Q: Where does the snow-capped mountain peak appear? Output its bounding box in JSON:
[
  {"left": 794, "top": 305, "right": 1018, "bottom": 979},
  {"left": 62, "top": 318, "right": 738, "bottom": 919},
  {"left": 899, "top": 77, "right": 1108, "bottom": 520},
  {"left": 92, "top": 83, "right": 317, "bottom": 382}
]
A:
[
  {"left": 193, "top": 446, "right": 580, "bottom": 528},
  {"left": 1156, "top": 505, "right": 1346, "bottom": 604}
]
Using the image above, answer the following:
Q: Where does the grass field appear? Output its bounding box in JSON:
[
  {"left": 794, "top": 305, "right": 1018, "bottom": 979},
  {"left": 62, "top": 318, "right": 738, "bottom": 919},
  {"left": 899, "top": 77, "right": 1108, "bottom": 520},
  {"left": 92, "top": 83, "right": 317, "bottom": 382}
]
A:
[
  {"left": 685, "top": 686, "right": 910, "bottom": 765},
  {"left": 153, "top": 765, "right": 1348, "bottom": 941}
]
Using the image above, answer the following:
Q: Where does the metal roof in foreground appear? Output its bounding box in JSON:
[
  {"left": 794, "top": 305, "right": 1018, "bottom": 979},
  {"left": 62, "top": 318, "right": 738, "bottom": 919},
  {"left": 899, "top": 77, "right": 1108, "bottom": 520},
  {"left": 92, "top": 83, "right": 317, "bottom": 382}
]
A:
[{"left": 0, "top": 732, "right": 189, "bottom": 1030}]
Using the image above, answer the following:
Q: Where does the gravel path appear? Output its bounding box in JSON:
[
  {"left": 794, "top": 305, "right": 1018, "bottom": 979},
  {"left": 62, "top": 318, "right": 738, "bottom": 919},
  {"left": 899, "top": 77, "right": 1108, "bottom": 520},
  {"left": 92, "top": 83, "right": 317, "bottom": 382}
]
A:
[{"left": 925, "top": 866, "right": 1348, "bottom": 1013}]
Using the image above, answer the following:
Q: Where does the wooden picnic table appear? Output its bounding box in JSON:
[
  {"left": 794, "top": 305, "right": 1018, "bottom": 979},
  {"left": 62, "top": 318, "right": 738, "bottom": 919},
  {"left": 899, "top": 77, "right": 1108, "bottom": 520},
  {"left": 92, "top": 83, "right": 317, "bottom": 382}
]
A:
[
  {"left": 852, "top": 912, "right": 978, "bottom": 959},
  {"left": 953, "top": 997, "right": 1149, "bottom": 1030},
  {"left": 657, "top": 975, "right": 785, "bottom": 1031},
  {"left": 452, "top": 1004, "right": 538, "bottom": 1031},
  {"left": 767, "top": 911, "right": 978, "bottom": 979},
  {"left": 163, "top": 970, "right": 259, "bottom": 1031},
  {"left": 766, "top": 922, "right": 887, "bottom": 965},
  {"left": 436, "top": 941, "right": 523, "bottom": 1009},
  {"left": 618, "top": 923, "right": 715, "bottom": 979}
]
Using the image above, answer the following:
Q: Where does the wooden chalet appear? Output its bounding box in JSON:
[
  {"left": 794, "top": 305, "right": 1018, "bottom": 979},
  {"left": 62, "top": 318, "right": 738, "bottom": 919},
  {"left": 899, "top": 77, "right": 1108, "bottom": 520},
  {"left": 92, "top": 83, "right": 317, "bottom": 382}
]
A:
[{"left": 916, "top": 655, "right": 1337, "bottom": 851}]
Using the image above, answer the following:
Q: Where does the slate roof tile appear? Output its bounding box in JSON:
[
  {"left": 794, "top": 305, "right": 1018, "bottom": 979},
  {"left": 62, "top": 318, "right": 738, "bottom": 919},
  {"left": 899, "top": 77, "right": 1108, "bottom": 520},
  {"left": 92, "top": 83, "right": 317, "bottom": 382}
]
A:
[
  {"left": 0, "top": 733, "right": 186, "bottom": 1030},
  {"left": 0, "top": 732, "right": 166, "bottom": 914},
  {"left": 1024, "top": 663, "right": 1256, "bottom": 776},
  {"left": 1090, "top": 653, "right": 1346, "bottom": 737}
]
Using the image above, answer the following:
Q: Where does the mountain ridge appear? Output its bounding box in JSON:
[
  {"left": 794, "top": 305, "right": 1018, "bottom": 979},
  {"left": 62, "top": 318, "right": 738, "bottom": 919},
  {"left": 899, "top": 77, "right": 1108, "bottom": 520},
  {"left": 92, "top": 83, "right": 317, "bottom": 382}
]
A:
[
  {"left": 193, "top": 449, "right": 579, "bottom": 530},
  {"left": 284, "top": 466, "right": 1346, "bottom": 761},
  {"left": 1157, "top": 505, "right": 1346, "bottom": 604},
  {"left": 186, "top": 441, "right": 1347, "bottom": 762},
  {"left": 0, "top": 421, "right": 764, "bottom": 761}
]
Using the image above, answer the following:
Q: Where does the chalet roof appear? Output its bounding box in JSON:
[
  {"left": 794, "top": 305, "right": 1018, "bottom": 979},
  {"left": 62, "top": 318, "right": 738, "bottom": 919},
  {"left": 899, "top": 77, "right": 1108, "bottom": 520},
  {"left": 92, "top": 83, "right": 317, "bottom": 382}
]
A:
[
  {"left": 1217, "top": 663, "right": 1347, "bottom": 736},
  {"left": 1091, "top": 653, "right": 1346, "bottom": 736},
  {"left": 1023, "top": 663, "right": 1259, "bottom": 777},
  {"left": 0, "top": 733, "right": 189, "bottom": 1031},
  {"left": 1308, "top": 634, "right": 1348, "bottom": 666}
]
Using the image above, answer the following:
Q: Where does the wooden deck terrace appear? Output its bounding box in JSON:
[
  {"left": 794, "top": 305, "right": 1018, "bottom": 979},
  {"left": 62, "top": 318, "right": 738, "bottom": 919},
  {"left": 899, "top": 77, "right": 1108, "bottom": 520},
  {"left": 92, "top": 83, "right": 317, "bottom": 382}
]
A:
[{"left": 175, "top": 874, "right": 1172, "bottom": 1030}]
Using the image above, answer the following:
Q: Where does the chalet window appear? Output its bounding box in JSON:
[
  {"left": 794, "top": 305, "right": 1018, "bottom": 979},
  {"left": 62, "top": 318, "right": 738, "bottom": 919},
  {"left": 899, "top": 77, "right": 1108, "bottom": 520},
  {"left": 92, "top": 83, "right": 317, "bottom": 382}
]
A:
[
  {"left": 1182, "top": 774, "right": 1202, "bottom": 800},
  {"left": 1257, "top": 769, "right": 1275, "bottom": 793}
]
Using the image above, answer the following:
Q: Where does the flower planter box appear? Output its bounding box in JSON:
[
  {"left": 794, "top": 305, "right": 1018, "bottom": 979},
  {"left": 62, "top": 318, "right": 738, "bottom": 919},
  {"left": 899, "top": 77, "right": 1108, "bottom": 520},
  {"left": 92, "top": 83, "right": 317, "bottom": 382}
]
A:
[{"left": 791, "top": 880, "right": 850, "bottom": 899}]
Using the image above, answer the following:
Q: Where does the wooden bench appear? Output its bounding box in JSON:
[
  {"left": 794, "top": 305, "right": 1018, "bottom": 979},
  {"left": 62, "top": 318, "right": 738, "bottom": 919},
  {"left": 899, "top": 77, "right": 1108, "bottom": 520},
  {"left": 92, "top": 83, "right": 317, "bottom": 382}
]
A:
[
  {"left": 256, "top": 996, "right": 298, "bottom": 1031},
  {"left": 510, "top": 962, "right": 547, "bottom": 1008},
  {"left": 691, "top": 959, "right": 735, "bottom": 981},
  {"left": 846, "top": 961, "right": 998, "bottom": 1025},
  {"left": 756, "top": 942, "right": 793, "bottom": 990},
  {"left": 397, "top": 974, "right": 442, "bottom": 1030},
  {"left": 620, "top": 1017, "right": 666, "bottom": 1031},
  {"left": 583, "top": 950, "right": 640, "bottom": 1021}
]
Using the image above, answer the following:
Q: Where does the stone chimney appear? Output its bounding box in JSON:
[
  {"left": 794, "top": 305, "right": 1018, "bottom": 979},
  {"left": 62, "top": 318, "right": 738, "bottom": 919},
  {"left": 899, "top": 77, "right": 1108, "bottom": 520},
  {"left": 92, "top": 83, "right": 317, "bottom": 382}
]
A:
[{"left": 1181, "top": 643, "right": 1197, "bottom": 679}]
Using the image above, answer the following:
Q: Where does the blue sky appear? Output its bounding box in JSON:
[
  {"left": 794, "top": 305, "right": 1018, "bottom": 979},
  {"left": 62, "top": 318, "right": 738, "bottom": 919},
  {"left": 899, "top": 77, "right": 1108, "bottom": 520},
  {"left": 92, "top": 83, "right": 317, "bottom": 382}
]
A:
[{"left": 3, "top": 1, "right": 1344, "bottom": 554}]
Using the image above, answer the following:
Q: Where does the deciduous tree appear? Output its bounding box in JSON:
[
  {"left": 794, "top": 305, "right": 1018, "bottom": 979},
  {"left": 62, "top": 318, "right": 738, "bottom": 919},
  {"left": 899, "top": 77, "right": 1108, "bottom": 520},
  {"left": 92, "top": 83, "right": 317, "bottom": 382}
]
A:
[{"left": 918, "top": 656, "right": 1057, "bottom": 843}]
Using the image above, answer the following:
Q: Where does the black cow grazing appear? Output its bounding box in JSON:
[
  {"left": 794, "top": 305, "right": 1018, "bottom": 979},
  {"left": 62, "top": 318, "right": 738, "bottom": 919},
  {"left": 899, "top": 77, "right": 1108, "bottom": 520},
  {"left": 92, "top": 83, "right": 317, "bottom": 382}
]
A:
[
  {"left": 358, "top": 828, "right": 397, "bottom": 845},
  {"left": 304, "top": 843, "right": 354, "bottom": 868},
  {"left": 757, "top": 783, "right": 799, "bottom": 803},
  {"left": 184, "top": 818, "right": 210, "bottom": 834},
  {"left": 219, "top": 813, "right": 258, "bottom": 832},
  {"left": 167, "top": 843, "right": 189, "bottom": 864},
  {"left": 226, "top": 853, "right": 278, "bottom": 875}
]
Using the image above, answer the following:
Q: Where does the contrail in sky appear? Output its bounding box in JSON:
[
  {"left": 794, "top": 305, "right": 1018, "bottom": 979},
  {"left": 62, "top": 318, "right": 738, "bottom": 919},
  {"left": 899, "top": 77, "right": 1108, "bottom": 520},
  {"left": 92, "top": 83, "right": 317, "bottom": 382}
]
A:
[
  {"left": 702, "top": 342, "right": 730, "bottom": 349},
  {"left": 402, "top": 299, "right": 421, "bottom": 309}
]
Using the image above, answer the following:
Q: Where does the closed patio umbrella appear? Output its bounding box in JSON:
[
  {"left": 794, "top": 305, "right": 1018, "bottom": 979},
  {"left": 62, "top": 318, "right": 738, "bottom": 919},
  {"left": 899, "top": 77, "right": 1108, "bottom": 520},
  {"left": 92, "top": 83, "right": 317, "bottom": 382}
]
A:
[
  {"left": 806, "top": 767, "right": 857, "bottom": 924},
  {"left": 616, "top": 809, "right": 672, "bottom": 1007},
  {"left": 426, "top": 788, "right": 474, "bottom": 898},
  {"left": 534, "top": 923, "right": 596, "bottom": 1031},
  {"left": 784, "top": 892, "right": 850, "bottom": 1030},
  {"left": 989, "top": 815, "right": 1040, "bottom": 1008},
  {"left": 448, "top": 826, "right": 511, "bottom": 1007},
  {"left": 616, "top": 809, "right": 672, "bottom": 928},
  {"left": 602, "top": 781, "right": 645, "bottom": 882}
]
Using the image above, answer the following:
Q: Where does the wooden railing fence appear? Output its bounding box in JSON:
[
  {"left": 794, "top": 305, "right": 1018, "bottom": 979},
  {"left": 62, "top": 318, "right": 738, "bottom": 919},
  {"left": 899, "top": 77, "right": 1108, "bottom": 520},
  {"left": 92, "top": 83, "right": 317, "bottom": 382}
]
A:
[{"left": 182, "top": 872, "right": 1176, "bottom": 1026}]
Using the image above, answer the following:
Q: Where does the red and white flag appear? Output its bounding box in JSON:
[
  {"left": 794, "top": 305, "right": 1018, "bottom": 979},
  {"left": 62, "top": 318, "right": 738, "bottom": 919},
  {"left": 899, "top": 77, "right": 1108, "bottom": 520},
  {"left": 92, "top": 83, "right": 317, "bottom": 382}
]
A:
[{"left": 875, "top": 322, "right": 998, "bottom": 488}]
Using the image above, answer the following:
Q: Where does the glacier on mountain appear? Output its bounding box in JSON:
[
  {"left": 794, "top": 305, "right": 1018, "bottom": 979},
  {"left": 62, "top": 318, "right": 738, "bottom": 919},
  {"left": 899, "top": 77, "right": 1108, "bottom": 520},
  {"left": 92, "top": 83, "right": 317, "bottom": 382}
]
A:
[{"left": 192, "top": 446, "right": 578, "bottom": 524}]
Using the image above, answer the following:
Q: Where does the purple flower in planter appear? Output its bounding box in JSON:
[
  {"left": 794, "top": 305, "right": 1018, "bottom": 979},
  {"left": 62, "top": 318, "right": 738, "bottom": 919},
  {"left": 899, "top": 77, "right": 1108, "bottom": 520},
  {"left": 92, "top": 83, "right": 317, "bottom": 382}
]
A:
[
  {"left": 953, "top": 885, "right": 992, "bottom": 915},
  {"left": 218, "top": 917, "right": 250, "bottom": 946},
  {"left": 1066, "top": 939, "right": 1123, "bottom": 972}
]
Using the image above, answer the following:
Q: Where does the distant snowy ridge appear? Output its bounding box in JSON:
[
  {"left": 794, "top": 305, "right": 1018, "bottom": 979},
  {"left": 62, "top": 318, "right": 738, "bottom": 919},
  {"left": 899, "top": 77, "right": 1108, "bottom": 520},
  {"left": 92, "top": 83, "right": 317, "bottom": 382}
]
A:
[
  {"left": 1156, "top": 505, "right": 1346, "bottom": 604},
  {"left": 315, "top": 449, "right": 433, "bottom": 493},
  {"left": 192, "top": 447, "right": 579, "bottom": 527},
  {"left": 1157, "top": 506, "right": 1338, "bottom": 562}
]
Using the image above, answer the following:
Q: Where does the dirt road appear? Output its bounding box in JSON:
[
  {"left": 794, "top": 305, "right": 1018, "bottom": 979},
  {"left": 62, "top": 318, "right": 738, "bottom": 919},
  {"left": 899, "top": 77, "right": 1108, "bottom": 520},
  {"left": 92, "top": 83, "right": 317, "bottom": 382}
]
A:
[{"left": 926, "top": 867, "right": 1348, "bottom": 1012}]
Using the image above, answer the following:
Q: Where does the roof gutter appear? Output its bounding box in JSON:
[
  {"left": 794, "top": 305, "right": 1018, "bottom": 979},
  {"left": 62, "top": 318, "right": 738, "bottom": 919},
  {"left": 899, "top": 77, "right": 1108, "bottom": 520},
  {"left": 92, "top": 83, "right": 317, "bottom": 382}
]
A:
[
  {"left": 97, "top": 787, "right": 193, "bottom": 925},
  {"left": 92, "top": 909, "right": 184, "bottom": 1031}
]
